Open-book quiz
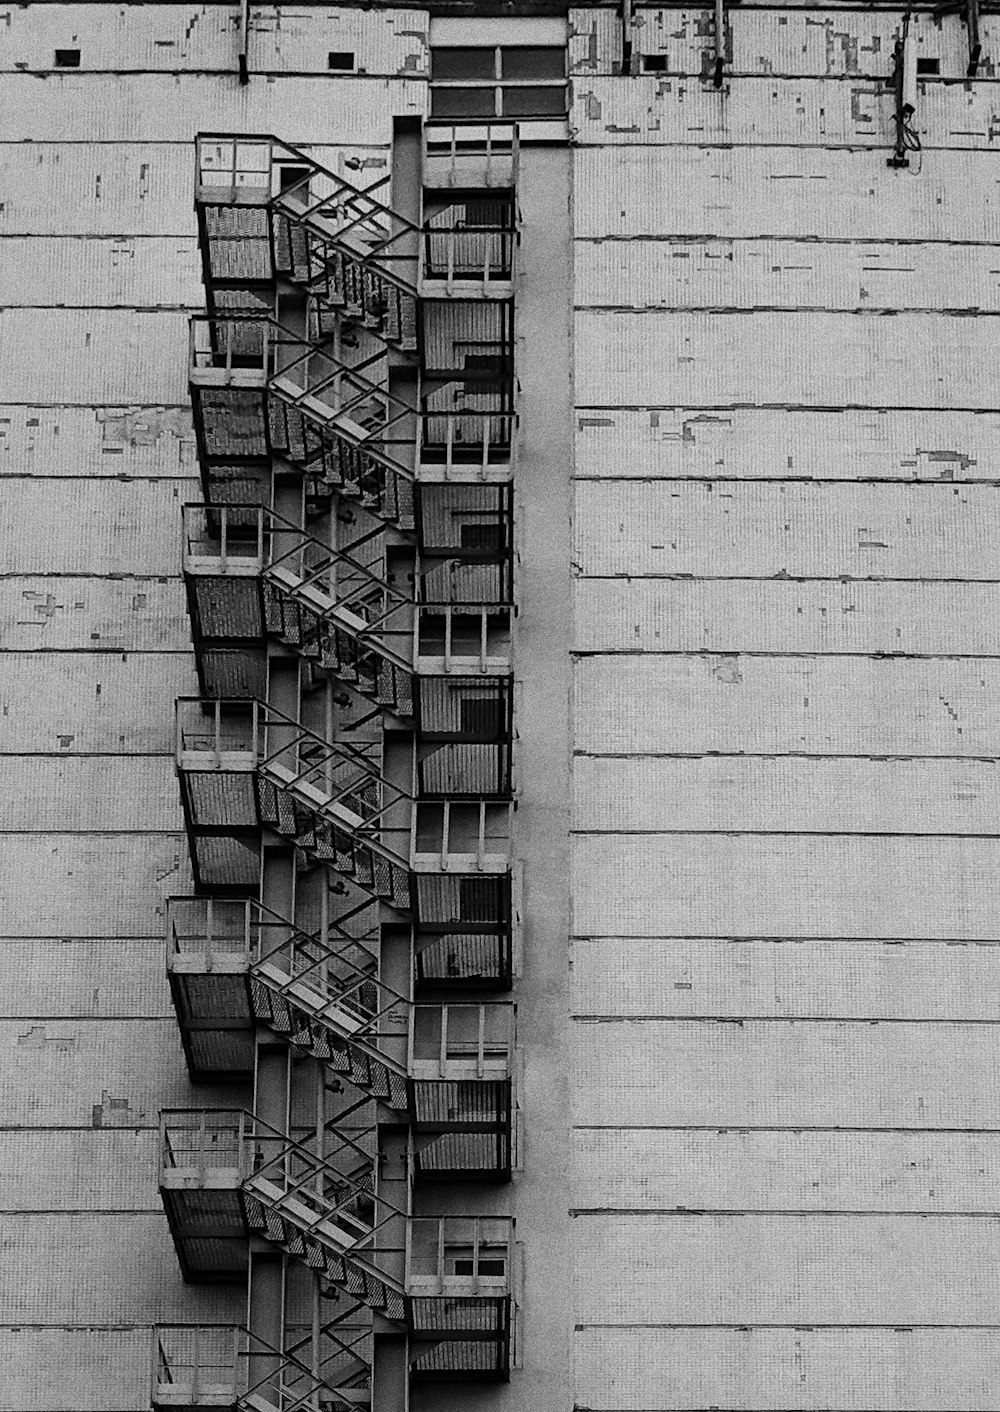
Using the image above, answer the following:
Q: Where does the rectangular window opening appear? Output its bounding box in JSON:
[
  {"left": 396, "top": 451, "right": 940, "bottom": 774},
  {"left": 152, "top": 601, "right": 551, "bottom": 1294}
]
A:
[
  {"left": 501, "top": 84, "right": 568, "bottom": 118},
  {"left": 431, "top": 46, "right": 497, "bottom": 82},
  {"left": 642, "top": 54, "right": 669, "bottom": 72},
  {"left": 55, "top": 48, "right": 81, "bottom": 67},
  {"left": 277, "top": 164, "right": 311, "bottom": 193},
  {"left": 431, "top": 87, "right": 497, "bottom": 120},
  {"left": 328, "top": 51, "right": 355, "bottom": 71},
  {"left": 500, "top": 45, "right": 565, "bottom": 81},
  {"left": 916, "top": 57, "right": 940, "bottom": 74}
]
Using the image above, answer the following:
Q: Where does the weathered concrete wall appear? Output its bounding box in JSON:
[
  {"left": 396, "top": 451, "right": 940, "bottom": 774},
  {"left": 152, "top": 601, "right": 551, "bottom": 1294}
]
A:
[
  {"left": 570, "top": 5, "right": 1000, "bottom": 1408},
  {"left": 0, "top": 9, "right": 426, "bottom": 1407}
]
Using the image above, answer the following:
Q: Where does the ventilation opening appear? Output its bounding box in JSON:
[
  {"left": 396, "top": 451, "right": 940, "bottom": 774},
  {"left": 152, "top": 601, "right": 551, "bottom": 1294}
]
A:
[
  {"left": 55, "top": 48, "right": 81, "bottom": 67},
  {"left": 460, "top": 695, "right": 504, "bottom": 739},
  {"left": 278, "top": 164, "right": 311, "bottom": 198},
  {"left": 642, "top": 54, "right": 669, "bottom": 72},
  {"left": 916, "top": 57, "right": 940, "bottom": 74},
  {"left": 328, "top": 51, "right": 355, "bottom": 70},
  {"left": 460, "top": 523, "right": 504, "bottom": 556}
]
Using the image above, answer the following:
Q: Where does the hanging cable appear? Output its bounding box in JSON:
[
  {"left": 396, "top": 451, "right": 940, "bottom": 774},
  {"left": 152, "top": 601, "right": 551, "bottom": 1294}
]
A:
[{"left": 888, "top": 14, "right": 921, "bottom": 168}]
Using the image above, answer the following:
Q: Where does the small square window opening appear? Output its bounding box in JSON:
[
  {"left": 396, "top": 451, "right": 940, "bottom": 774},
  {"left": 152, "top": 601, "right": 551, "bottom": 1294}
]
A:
[
  {"left": 328, "top": 51, "right": 355, "bottom": 70},
  {"left": 460, "top": 523, "right": 503, "bottom": 555},
  {"left": 55, "top": 49, "right": 81, "bottom": 67}
]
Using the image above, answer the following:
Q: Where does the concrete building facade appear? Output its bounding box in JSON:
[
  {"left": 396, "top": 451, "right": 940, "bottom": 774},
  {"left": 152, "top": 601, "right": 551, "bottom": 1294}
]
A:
[{"left": 2, "top": 2, "right": 999, "bottom": 1409}]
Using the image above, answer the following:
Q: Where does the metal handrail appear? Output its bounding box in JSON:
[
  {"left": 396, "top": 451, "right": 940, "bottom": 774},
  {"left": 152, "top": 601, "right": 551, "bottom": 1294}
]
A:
[
  {"left": 405, "top": 1214, "right": 514, "bottom": 1293},
  {"left": 151, "top": 1324, "right": 240, "bottom": 1403}
]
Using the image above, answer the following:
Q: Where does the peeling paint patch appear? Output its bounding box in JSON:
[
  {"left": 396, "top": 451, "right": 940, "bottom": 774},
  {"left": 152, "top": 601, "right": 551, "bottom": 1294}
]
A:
[
  {"left": 18, "top": 1025, "right": 77, "bottom": 1052},
  {"left": 97, "top": 406, "right": 192, "bottom": 448},
  {"left": 92, "top": 1090, "right": 145, "bottom": 1128},
  {"left": 710, "top": 654, "right": 743, "bottom": 684}
]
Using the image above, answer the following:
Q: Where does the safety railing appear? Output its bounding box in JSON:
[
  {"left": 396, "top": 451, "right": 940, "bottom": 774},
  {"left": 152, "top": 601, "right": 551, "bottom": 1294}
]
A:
[
  {"left": 176, "top": 695, "right": 511, "bottom": 863},
  {"left": 242, "top": 1117, "right": 408, "bottom": 1264},
  {"left": 409, "top": 1003, "right": 513, "bottom": 1080},
  {"left": 182, "top": 503, "right": 412, "bottom": 642},
  {"left": 406, "top": 1216, "right": 514, "bottom": 1296},
  {"left": 166, "top": 895, "right": 513, "bottom": 1076},
  {"left": 423, "top": 198, "right": 516, "bottom": 285},
  {"left": 167, "top": 896, "right": 380, "bottom": 996},
  {"left": 423, "top": 123, "right": 519, "bottom": 190},
  {"left": 416, "top": 602, "right": 514, "bottom": 673},
  {"left": 175, "top": 697, "right": 257, "bottom": 767},
  {"left": 166, "top": 896, "right": 253, "bottom": 972},
  {"left": 419, "top": 408, "right": 516, "bottom": 478},
  {"left": 152, "top": 1318, "right": 372, "bottom": 1408},
  {"left": 160, "top": 1109, "right": 251, "bottom": 1183},
  {"left": 188, "top": 315, "right": 419, "bottom": 501},
  {"left": 189, "top": 315, "right": 403, "bottom": 426},
  {"left": 151, "top": 1325, "right": 239, "bottom": 1407},
  {"left": 411, "top": 798, "right": 511, "bottom": 872}
]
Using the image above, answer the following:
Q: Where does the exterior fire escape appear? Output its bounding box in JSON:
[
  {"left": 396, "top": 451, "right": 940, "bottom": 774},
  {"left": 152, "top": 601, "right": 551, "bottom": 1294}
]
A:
[{"left": 154, "top": 129, "right": 520, "bottom": 1411}]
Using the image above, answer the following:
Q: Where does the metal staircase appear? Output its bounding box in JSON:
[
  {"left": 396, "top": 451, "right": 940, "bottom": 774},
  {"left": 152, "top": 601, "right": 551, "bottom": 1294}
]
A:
[
  {"left": 166, "top": 892, "right": 515, "bottom": 1180},
  {"left": 175, "top": 697, "right": 511, "bottom": 910},
  {"left": 254, "top": 711, "right": 414, "bottom": 913},
  {"left": 196, "top": 134, "right": 422, "bottom": 354},
  {"left": 243, "top": 1126, "right": 407, "bottom": 1320},
  {"left": 247, "top": 900, "right": 410, "bottom": 1110},
  {"left": 183, "top": 503, "right": 514, "bottom": 714},
  {"left": 195, "top": 133, "right": 519, "bottom": 341},
  {"left": 189, "top": 316, "right": 417, "bottom": 532},
  {"left": 158, "top": 1110, "right": 515, "bottom": 1374},
  {"left": 182, "top": 504, "right": 414, "bottom": 716},
  {"left": 161, "top": 125, "right": 520, "bottom": 1408}
]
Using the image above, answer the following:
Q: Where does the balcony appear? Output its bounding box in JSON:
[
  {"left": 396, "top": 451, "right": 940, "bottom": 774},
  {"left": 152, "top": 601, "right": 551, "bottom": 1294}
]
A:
[
  {"left": 407, "top": 1216, "right": 515, "bottom": 1381},
  {"left": 158, "top": 1110, "right": 251, "bottom": 1282}
]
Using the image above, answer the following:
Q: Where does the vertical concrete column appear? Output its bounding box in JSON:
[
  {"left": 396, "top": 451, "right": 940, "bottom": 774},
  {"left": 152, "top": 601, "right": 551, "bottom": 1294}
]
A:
[
  {"left": 363, "top": 114, "right": 426, "bottom": 1412},
  {"left": 248, "top": 1025, "right": 290, "bottom": 1397},
  {"left": 373, "top": 1127, "right": 411, "bottom": 1412},
  {"left": 248, "top": 647, "right": 300, "bottom": 1396}
]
